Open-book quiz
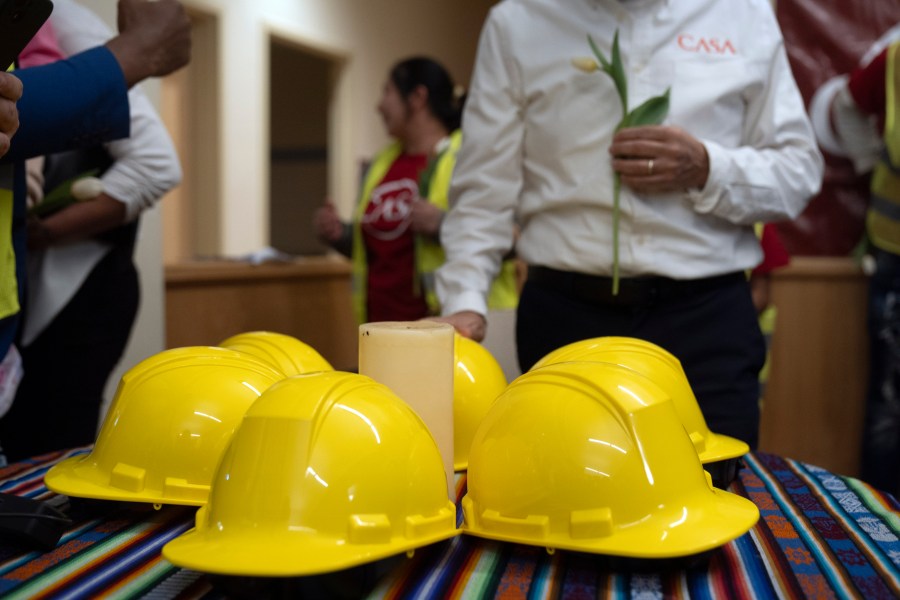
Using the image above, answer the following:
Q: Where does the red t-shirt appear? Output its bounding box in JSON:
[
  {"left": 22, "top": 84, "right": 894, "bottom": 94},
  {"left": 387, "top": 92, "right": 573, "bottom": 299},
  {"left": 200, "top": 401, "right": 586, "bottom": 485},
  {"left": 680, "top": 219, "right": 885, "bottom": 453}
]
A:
[
  {"left": 361, "top": 153, "right": 429, "bottom": 322},
  {"left": 753, "top": 223, "right": 790, "bottom": 276}
]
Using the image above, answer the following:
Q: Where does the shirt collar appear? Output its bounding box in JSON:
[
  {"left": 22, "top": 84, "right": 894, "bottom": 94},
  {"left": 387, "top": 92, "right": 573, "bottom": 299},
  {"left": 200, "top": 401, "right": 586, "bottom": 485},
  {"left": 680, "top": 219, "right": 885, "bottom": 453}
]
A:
[{"left": 602, "top": 0, "right": 672, "bottom": 22}]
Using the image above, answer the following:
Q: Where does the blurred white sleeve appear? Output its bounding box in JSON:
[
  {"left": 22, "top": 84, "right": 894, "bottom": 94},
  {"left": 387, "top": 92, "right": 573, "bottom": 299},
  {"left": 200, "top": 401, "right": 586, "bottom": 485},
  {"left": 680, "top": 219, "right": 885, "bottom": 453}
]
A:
[
  {"left": 49, "top": 0, "right": 182, "bottom": 222},
  {"left": 830, "top": 84, "right": 882, "bottom": 175}
]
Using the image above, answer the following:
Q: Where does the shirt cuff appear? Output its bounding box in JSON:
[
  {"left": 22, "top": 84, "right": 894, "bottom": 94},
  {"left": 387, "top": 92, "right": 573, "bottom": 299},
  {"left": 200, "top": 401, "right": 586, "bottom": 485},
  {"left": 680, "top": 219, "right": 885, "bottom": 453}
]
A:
[
  {"left": 440, "top": 289, "right": 488, "bottom": 318},
  {"left": 685, "top": 139, "right": 725, "bottom": 214}
]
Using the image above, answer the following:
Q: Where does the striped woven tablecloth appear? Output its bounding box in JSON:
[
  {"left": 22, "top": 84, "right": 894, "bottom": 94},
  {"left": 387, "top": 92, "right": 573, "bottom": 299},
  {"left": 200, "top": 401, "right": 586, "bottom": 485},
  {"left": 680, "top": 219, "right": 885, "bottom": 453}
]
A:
[{"left": 0, "top": 449, "right": 896, "bottom": 599}]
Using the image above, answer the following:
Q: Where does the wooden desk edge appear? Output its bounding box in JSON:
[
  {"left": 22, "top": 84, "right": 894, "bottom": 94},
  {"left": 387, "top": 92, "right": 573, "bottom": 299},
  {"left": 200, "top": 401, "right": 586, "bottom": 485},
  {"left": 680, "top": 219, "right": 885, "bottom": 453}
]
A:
[
  {"left": 165, "top": 255, "right": 352, "bottom": 286},
  {"left": 772, "top": 255, "right": 865, "bottom": 280}
]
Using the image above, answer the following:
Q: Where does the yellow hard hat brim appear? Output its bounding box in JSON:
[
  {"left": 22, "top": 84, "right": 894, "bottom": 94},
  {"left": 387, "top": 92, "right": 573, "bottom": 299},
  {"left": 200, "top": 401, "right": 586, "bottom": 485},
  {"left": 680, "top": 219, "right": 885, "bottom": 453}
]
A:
[
  {"left": 162, "top": 527, "right": 458, "bottom": 577},
  {"left": 45, "top": 456, "right": 208, "bottom": 507},
  {"left": 698, "top": 432, "right": 750, "bottom": 464},
  {"left": 462, "top": 488, "right": 758, "bottom": 559}
]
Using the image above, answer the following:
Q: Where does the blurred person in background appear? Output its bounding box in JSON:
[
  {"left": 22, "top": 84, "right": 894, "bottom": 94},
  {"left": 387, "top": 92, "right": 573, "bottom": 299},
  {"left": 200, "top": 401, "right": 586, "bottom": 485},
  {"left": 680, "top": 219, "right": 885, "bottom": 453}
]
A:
[
  {"left": 811, "top": 27, "right": 900, "bottom": 496},
  {"left": 0, "top": 0, "right": 190, "bottom": 462},
  {"left": 434, "top": 0, "right": 823, "bottom": 448},
  {"left": 0, "top": 0, "right": 183, "bottom": 461},
  {"left": 314, "top": 56, "right": 518, "bottom": 325}
]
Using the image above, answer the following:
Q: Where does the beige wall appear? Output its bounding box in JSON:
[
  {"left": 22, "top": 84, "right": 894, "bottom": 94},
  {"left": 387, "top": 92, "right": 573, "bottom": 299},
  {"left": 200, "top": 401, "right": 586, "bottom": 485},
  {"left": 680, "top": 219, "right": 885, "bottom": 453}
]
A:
[
  {"left": 180, "top": 0, "right": 496, "bottom": 257},
  {"left": 76, "top": 0, "right": 500, "bottom": 411}
]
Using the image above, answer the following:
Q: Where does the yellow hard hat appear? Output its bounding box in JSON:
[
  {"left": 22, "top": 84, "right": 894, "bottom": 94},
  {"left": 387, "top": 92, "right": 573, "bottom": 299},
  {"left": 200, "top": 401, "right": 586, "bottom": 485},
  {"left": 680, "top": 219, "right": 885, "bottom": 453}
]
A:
[
  {"left": 45, "top": 347, "right": 284, "bottom": 506},
  {"left": 531, "top": 336, "right": 749, "bottom": 464},
  {"left": 454, "top": 334, "right": 507, "bottom": 471},
  {"left": 162, "top": 371, "right": 458, "bottom": 576},
  {"left": 218, "top": 330, "right": 333, "bottom": 376},
  {"left": 462, "top": 361, "right": 759, "bottom": 558}
]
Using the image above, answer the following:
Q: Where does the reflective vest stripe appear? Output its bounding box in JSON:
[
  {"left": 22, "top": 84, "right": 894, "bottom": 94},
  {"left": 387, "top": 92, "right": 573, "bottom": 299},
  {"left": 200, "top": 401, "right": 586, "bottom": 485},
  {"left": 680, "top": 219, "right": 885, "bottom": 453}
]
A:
[
  {"left": 0, "top": 165, "right": 18, "bottom": 320},
  {"left": 879, "top": 147, "right": 900, "bottom": 176},
  {"left": 869, "top": 42, "right": 900, "bottom": 254},
  {"left": 871, "top": 194, "right": 900, "bottom": 221}
]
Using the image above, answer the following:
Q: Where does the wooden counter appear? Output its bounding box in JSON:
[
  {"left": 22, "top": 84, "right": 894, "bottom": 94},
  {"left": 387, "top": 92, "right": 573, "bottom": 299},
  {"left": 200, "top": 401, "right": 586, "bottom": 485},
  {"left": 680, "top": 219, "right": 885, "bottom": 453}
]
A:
[
  {"left": 760, "top": 256, "right": 869, "bottom": 477},
  {"left": 165, "top": 256, "right": 357, "bottom": 371}
]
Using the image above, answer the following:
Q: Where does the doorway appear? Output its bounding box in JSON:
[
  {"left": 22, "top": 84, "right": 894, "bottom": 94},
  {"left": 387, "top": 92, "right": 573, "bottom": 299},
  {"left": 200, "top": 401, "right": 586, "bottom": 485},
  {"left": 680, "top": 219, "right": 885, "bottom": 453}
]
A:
[{"left": 269, "top": 38, "right": 337, "bottom": 256}]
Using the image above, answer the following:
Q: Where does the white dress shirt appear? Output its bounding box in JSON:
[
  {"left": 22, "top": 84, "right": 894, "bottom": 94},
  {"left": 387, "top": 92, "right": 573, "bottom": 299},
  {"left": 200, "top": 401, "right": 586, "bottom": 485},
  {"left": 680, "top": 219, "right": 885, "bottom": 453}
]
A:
[
  {"left": 22, "top": 0, "right": 182, "bottom": 345},
  {"left": 437, "top": 0, "right": 823, "bottom": 317}
]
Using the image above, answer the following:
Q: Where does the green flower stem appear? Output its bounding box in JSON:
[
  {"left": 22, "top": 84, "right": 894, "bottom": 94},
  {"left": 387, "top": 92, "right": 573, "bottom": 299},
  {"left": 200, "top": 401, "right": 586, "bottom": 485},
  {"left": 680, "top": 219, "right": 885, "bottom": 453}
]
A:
[{"left": 584, "top": 31, "right": 669, "bottom": 295}]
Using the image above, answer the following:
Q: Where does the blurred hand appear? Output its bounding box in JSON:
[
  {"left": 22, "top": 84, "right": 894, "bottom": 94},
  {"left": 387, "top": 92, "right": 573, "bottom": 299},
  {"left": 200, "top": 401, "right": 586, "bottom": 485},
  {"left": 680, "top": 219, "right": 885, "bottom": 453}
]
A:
[
  {"left": 107, "top": 0, "right": 191, "bottom": 87},
  {"left": 0, "top": 72, "right": 22, "bottom": 158},
  {"left": 427, "top": 311, "right": 486, "bottom": 342},
  {"left": 609, "top": 125, "right": 709, "bottom": 194},
  {"left": 750, "top": 273, "right": 771, "bottom": 315},
  {"left": 24, "top": 157, "right": 44, "bottom": 208},
  {"left": 410, "top": 200, "right": 444, "bottom": 237},
  {"left": 314, "top": 201, "right": 344, "bottom": 243}
]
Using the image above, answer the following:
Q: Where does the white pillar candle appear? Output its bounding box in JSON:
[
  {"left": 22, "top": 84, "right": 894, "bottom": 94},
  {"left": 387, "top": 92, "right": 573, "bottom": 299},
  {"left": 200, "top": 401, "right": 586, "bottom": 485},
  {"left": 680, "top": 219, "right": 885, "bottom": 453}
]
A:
[{"left": 359, "top": 321, "right": 455, "bottom": 498}]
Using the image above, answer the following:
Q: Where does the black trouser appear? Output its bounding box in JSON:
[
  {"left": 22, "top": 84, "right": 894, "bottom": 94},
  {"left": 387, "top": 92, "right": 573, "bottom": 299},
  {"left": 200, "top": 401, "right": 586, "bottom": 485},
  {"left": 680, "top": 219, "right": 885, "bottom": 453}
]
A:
[
  {"left": 859, "top": 248, "right": 900, "bottom": 496},
  {"left": 517, "top": 266, "right": 765, "bottom": 448},
  {"left": 1, "top": 246, "right": 139, "bottom": 461}
]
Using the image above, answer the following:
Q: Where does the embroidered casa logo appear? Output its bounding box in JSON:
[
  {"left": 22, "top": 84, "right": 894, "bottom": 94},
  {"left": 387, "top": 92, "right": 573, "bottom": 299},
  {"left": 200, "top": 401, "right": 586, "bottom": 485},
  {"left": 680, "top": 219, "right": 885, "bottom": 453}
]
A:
[{"left": 677, "top": 34, "right": 736, "bottom": 55}]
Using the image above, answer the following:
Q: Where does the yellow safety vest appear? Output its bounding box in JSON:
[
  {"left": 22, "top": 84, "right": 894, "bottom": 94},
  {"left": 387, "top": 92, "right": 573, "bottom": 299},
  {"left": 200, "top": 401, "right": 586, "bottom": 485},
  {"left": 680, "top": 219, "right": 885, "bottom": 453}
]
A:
[
  {"left": 0, "top": 62, "right": 20, "bottom": 322},
  {"left": 869, "top": 42, "right": 900, "bottom": 255},
  {"left": 0, "top": 165, "right": 18, "bottom": 320},
  {"left": 351, "top": 130, "right": 518, "bottom": 323}
]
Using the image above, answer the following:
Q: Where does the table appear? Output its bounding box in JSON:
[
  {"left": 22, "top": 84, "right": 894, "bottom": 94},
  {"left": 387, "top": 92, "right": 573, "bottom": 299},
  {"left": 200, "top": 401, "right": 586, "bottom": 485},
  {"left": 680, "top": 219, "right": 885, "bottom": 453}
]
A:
[{"left": 0, "top": 450, "right": 897, "bottom": 599}]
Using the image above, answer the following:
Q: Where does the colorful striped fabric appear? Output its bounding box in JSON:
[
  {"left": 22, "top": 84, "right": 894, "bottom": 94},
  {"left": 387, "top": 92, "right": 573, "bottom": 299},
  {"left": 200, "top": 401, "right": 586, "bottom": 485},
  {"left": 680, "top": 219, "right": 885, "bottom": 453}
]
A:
[{"left": 0, "top": 450, "right": 896, "bottom": 599}]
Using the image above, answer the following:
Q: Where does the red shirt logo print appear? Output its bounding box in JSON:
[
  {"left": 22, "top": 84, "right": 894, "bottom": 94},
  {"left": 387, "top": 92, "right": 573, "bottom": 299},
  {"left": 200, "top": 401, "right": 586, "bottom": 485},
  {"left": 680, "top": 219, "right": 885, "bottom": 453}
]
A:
[
  {"left": 677, "top": 34, "right": 736, "bottom": 55},
  {"left": 362, "top": 178, "right": 419, "bottom": 241}
]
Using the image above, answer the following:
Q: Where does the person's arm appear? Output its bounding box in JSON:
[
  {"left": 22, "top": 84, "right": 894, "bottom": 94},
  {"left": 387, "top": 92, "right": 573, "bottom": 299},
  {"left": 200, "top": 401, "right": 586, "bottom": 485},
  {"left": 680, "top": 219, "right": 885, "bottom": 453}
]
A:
[
  {"left": 92, "top": 86, "right": 182, "bottom": 223},
  {"left": 0, "top": 72, "right": 22, "bottom": 159},
  {"left": 613, "top": 10, "right": 822, "bottom": 226},
  {"left": 3, "top": 0, "right": 190, "bottom": 164},
  {"left": 410, "top": 200, "right": 444, "bottom": 239},
  {"left": 104, "top": 0, "right": 190, "bottom": 89},
  {"left": 27, "top": 0, "right": 184, "bottom": 249},
  {"left": 621, "top": 54, "right": 822, "bottom": 225},
  {"left": 55, "top": 0, "right": 183, "bottom": 222},
  {"left": 313, "top": 201, "right": 352, "bottom": 258},
  {"left": 829, "top": 49, "right": 886, "bottom": 174},
  {"left": 687, "top": 23, "right": 824, "bottom": 225},
  {"left": 435, "top": 11, "right": 520, "bottom": 338},
  {"left": 27, "top": 196, "right": 125, "bottom": 249},
  {"left": 331, "top": 223, "right": 352, "bottom": 257},
  {"left": 5, "top": 46, "right": 130, "bottom": 163}
]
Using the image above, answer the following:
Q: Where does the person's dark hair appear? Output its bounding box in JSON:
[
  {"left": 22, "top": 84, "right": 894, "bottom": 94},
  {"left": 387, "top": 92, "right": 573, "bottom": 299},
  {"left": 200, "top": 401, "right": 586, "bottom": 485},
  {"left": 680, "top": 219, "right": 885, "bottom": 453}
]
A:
[{"left": 390, "top": 56, "right": 463, "bottom": 132}]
